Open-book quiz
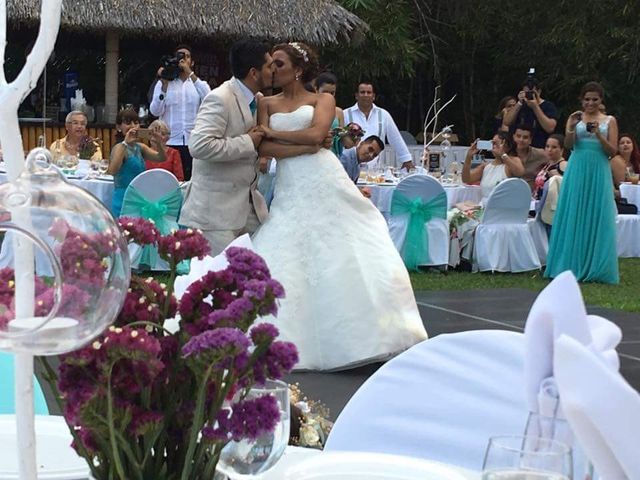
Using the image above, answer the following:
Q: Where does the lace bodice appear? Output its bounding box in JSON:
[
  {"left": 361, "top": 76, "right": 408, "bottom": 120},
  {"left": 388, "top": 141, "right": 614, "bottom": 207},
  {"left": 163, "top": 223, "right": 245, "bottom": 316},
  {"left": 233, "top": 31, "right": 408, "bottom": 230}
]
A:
[
  {"left": 269, "top": 104, "right": 314, "bottom": 131},
  {"left": 576, "top": 117, "right": 610, "bottom": 142}
]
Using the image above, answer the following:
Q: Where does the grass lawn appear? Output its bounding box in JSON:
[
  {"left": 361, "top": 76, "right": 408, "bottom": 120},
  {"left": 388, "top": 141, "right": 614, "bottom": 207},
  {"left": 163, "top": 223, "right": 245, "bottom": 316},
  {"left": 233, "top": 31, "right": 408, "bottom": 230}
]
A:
[{"left": 409, "top": 258, "right": 640, "bottom": 313}]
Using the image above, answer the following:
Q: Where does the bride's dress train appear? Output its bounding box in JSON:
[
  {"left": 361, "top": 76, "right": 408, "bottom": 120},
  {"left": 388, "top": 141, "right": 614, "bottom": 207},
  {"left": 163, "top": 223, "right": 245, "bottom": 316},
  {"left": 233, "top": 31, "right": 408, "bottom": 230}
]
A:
[{"left": 252, "top": 105, "right": 427, "bottom": 370}]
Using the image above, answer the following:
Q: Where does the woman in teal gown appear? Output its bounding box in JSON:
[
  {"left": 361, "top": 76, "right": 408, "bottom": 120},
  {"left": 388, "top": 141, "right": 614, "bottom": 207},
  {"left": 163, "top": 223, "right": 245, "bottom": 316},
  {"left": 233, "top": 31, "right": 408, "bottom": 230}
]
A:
[
  {"left": 109, "top": 109, "right": 167, "bottom": 216},
  {"left": 545, "top": 82, "right": 619, "bottom": 284},
  {"left": 315, "top": 72, "right": 355, "bottom": 157}
]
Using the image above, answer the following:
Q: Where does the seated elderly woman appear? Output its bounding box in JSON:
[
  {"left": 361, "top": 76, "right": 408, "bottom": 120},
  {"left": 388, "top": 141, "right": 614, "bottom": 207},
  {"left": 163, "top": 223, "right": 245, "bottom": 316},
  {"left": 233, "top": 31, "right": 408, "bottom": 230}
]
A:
[
  {"left": 462, "top": 131, "right": 525, "bottom": 204},
  {"left": 49, "top": 110, "right": 102, "bottom": 163}
]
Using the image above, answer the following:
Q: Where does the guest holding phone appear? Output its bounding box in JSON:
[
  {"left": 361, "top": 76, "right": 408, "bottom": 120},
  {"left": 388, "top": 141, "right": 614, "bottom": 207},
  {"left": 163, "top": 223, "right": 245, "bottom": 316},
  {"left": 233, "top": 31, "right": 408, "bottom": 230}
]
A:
[
  {"left": 144, "top": 119, "right": 185, "bottom": 181},
  {"left": 545, "top": 81, "right": 619, "bottom": 284},
  {"left": 108, "top": 108, "right": 166, "bottom": 216},
  {"left": 462, "top": 131, "right": 525, "bottom": 205}
]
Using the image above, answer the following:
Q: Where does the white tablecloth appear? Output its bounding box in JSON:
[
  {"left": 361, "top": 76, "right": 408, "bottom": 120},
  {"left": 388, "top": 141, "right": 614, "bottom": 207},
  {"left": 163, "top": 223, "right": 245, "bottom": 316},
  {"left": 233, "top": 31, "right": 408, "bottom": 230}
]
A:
[
  {"left": 620, "top": 183, "right": 640, "bottom": 210},
  {"left": 0, "top": 172, "right": 114, "bottom": 210},
  {"left": 364, "top": 181, "right": 483, "bottom": 217}
]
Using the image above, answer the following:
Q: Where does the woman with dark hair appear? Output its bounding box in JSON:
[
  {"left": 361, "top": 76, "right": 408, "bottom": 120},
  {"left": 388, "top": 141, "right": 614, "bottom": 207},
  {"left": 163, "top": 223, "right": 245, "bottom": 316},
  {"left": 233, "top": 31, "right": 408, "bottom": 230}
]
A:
[
  {"left": 545, "top": 81, "right": 619, "bottom": 283},
  {"left": 315, "top": 71, "right": 354, "bottom": 156},
  {"left": 462, "top": 131, "right": 525, "bottom": 204},
  {"left": 610, "top": 133, "right": 640, "bottom": 213},
  {"left": 494, "top": 96, "right": 517, "bottom": 133},
  {"left": 108, "top": 108, "right": 166, "bottom": 216},
  {"left": 252, "top": 42, "right": 427, "bottom": 371}
]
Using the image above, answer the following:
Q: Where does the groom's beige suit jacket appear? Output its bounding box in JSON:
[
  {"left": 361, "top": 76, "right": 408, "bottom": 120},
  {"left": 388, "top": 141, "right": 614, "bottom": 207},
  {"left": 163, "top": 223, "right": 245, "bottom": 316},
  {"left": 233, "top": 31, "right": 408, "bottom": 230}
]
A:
[{"left": 179, "top": 77, "right": 268, "bottom": 231}]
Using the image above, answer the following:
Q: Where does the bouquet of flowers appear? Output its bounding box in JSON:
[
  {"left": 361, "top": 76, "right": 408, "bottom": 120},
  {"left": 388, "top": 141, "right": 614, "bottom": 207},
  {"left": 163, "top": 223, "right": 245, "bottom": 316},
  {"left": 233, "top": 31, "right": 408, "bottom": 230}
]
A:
[
  {"left": 37, "top": 216, "right": 298, "bottom": 480},
  {"left": 78, "top": 135, "right": 101, "bottom": 159},
  {"left": 332, "top": 122, "right": 364, "bottom": 143}
]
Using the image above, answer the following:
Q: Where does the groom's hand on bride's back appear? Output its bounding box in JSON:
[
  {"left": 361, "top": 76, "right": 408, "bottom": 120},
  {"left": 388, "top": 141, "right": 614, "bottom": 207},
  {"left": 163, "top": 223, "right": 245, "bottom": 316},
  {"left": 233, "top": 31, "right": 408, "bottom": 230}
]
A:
[{"left": 248, "top": 127, "right": 264, "bottom": 148}]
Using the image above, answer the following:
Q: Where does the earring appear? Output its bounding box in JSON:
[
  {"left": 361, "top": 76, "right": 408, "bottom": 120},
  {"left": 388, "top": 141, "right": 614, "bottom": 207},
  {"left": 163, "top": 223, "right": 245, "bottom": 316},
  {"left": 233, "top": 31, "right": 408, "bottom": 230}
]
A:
[{"left": 295, "top": 74, "right": 300, "bottom": 81}]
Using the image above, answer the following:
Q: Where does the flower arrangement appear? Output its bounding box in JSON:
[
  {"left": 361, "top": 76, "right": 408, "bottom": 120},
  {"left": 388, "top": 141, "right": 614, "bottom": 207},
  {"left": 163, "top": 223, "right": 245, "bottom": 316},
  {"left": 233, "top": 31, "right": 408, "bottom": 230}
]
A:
[
  {"left": 332, "top": 122, "right": 364, "bottom": 143},
  {"left": 36, "top": 216, "right": 298, "bottom": 480},
  {"left": 78, "top": 135, "right": 101, "bottom": 159},
  {"left": 447, "top": 206, "right": 483, "bottom": 238},
  {"left": 289, "top": 384, "right": 332, "bottom": 449}
]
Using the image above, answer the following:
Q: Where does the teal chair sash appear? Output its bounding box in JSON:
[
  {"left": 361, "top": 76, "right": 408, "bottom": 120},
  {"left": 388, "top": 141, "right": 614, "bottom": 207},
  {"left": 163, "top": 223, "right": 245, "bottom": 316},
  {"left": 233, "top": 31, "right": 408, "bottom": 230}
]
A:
[
  {"left": 0, "top": 352, "right": 49, "bottom": 414},
  {"left": 121, "top": 186, "right": 188, "bottom": 272},
  {"left": 390, "top": 191, "right": 447, "bottom": 271}
]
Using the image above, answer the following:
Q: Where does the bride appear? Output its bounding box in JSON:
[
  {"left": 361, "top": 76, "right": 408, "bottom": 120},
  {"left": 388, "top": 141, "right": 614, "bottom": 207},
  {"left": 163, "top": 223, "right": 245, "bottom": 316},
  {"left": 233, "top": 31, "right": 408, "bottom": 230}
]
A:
[{"left": 252, "top": 42, "right": 427, "bottom": 371}]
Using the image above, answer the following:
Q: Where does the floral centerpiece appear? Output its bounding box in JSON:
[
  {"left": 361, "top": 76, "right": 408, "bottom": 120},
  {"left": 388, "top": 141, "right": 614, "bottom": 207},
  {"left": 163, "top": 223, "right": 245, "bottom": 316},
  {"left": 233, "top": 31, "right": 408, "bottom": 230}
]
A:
[
  {"left": 36, "top": 217, "right": 298, "bottom": 480},
  {"left": 332, "top": 122, "right": 364, "bottom": 143},
  {"left": 78, "top": 135, "right": 102, "bottom": 160}
]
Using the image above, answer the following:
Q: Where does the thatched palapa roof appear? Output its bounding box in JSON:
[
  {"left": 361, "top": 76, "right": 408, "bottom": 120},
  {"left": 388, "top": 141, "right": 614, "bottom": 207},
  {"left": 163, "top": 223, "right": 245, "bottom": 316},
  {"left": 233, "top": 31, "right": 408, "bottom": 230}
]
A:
[{"left": 8, "top": 0, "right": 367, "bottom": 45}]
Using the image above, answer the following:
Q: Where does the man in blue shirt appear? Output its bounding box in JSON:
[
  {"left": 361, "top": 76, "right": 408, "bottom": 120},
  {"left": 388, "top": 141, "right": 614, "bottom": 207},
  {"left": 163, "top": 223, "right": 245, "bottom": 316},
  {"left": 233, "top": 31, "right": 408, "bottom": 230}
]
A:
[{"left": 339, "top": 135, "right": 385, "bottom": 182}]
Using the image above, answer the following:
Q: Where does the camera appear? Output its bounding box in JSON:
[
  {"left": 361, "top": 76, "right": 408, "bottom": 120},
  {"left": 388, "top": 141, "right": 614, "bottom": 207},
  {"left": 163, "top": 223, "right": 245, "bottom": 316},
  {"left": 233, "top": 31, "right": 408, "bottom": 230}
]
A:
[
  {"left": 586, "top": 122, "right": 596, "bottom": 133},
  {"left": 160, "top": 51, "right": 186, "bottom": 81},
  {"left": 525, "top": 67, "right": 536, "bottom": 100}
]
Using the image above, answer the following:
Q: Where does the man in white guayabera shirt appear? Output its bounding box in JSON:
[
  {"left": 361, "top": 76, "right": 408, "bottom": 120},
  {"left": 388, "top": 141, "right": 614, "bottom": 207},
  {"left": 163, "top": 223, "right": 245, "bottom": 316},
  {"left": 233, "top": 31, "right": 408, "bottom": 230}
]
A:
[
  {"left": 343, "top": 81, "right": 414, "bottom": 171},
  {"left": 150, "top": 44, "right": 211, "bottom": 181}
]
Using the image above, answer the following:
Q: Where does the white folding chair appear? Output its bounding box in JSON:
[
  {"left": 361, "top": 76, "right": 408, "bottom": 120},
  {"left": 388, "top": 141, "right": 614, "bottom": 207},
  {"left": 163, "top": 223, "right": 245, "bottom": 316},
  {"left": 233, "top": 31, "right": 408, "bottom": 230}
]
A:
[
  {"left": 616, "top": 214, "right": 640, "bottom": 257},
  {"left": 121, "top": 169, "right": 182, "bottom": 271},
  {"left": 388, "top": 175, "right": 450, "bottom": 268},
  {"left": 473, "top": 178, "right": 541, "bottom": 272},
  {"left": 325, "top": 330, "right": 528, "bottom": 471}
]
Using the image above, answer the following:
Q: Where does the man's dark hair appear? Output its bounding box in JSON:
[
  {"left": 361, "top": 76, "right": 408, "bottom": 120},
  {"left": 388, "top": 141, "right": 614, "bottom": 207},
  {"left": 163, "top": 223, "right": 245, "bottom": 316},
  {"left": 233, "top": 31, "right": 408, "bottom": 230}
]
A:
[
  {"left": 229, "top": 39, "right": 270, "bottom": 79},
  {"left": 316, "top": 71, "right": 338, "bottom": 90},
  {"left": 364, "top": 135, "right": 384, "bottom": 151},
  {"left": 175, "top": 44, "right": 193, "bottom": 56},
  {"left": 357, "top": 80, "right": 376, "bottom": 94},
  {"left": 514, "top": 124, "right": 534, "bottom": 137}
]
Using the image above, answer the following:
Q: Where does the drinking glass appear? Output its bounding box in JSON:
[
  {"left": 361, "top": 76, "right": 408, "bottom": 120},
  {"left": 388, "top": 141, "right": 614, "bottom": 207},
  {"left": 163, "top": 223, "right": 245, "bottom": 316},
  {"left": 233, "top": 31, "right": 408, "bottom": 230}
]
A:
[
  {"left": 88, "top": 158, "right": 100, "bottom": 178},
  {"left": 217, "top": 379, "right": 290, "bottom": 478},
  {"left": 482, "top": 435, "right": 573, "bottom": 480},
  {"left": 98, "top": 158, "right": 110, "bottom": 176}
]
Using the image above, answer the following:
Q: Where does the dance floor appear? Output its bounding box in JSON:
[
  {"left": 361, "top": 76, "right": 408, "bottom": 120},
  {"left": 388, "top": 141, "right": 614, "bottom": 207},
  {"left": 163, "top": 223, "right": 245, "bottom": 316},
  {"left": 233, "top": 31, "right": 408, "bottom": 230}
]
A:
[
  {"left": 36, "top": 288, "right": 640, "bottom": 421},
  {"left": 285, "top": 288, "right": 640, "bottom": 421}
]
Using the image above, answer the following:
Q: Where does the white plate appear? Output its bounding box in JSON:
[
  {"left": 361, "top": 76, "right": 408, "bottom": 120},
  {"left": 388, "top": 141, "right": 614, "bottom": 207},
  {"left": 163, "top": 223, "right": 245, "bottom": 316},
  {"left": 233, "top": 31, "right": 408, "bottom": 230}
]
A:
[
  {"left": 0, "top": 415, "right": 89, "bottom": 480},
  {"left": 283, "top": 451, "right": 472, "bottom": 479}
]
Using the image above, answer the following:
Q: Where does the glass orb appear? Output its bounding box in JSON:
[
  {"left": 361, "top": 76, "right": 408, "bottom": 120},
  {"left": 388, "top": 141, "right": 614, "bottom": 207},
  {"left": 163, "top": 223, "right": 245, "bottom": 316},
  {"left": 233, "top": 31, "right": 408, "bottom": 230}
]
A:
[{"left": 0, "top": 148, "right": 130, "bottom": 355}]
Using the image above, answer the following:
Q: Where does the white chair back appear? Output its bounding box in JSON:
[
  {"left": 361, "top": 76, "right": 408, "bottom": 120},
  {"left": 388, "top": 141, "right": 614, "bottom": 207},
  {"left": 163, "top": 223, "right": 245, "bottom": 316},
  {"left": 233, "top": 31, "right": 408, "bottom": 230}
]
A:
[
  {"left": 126, "top": 169, "right": 180, "bottom": 201},
  {"left": 325, "top": 330, "right": 528, "bottom": 471},
  {"left": 482, "top": 178, "right": 531, "bottom": 225},
  {"left": 394, "top": 174, "right": 446, "bottom": 205}
]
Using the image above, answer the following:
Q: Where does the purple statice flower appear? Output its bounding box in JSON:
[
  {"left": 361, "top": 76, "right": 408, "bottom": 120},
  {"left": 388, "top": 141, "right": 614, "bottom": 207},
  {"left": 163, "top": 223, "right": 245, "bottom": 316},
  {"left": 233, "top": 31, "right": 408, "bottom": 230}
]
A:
[
  {"left": 71, "top": 427, "right": 98, "bottom": 455},
  {"left": 225, "top": 247, "right": 272, "bottom": 284},
  {"left": 205, "top": 297, "right": 255, "bottom": 328},
  {"left": 158, "top": 228, "right": 210, "bottom": 264},
  {"left": 252, "top": 341, "right": 299, "bottom": 382},
  {"left": 49, "top": 217, "right": 71, "bottom": 242},
  {"left": 118, "top": 217, "right": 160, "bottom": 245},
  {"left": 182, "top": 327, "right": 249, "bottom": 358},
  {"left": 35, "top": 284, "right": 90, "bottom": 319},
  {"left": 0, "top": 267, "right": 48, "bottom": 308},
  {"left": 249, "top": 323, "right": 279, "bottom": 345},
  {"left": 129, "top": 410, "right": 164, "bottom": 437},
  {"left": 223, "top": 394, "right": 281, "bottom": 442},
  {"left": 116, "top": 276, "right": 176, "bottom": 327}
]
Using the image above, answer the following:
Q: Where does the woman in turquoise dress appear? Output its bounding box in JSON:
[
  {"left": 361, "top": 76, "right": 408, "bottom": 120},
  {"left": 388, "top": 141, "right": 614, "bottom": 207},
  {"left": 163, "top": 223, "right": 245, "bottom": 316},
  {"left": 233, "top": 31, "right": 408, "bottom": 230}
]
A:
[
  {"left": 315, "top": 72, "right": 355, "bottom": 157},
  {"left": 108, "top": 109, "right": 167, "bottom": 216},
  {"left": 545, "top": 82, "right": 619, "bottom": 284}
]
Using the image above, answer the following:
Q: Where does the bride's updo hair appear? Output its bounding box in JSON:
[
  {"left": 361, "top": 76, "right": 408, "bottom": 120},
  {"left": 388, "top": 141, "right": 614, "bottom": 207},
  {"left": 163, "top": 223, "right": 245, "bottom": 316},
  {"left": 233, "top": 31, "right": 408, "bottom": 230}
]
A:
[{"left": 273, "top": 42, "right": 319, "bottom": 83}]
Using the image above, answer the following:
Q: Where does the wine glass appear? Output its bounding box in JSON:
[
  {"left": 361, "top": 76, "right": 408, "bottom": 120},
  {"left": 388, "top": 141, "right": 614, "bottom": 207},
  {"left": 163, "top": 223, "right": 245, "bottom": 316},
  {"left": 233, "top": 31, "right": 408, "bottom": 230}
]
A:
[
  {"left": 98, "top": 158, "right": 109, "bottom": 176},
  {"left": 217, "top": 379, "right": 290, "bottom": 478},
  {"left": 88, "top": 158, "right": 100, "bottom": 179},
  {"left": 482, "top": 435, "right": 573, "bottom": 480}
]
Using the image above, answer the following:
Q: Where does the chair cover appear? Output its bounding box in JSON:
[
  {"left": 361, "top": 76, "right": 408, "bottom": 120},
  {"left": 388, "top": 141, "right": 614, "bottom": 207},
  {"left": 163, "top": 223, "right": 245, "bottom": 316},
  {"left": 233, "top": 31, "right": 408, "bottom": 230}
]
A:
[
  {"left": 325, "top": 330, "right": 528, "bottom": 471},
  {"left": 388, "top": 175, "right": 450, "bottom": 269},
  {"left": 121, "top": 169, "right": 183, "bottom": 271},
  {"left": 527, "top": 217, "right": 548, "bottom": 265},
  {"left": 0, "top": 352, "right": 49, "bottom": 414},
  {"left": 616, "top": 214, "right": 640, "bottom": 257},
  {"left": 473, "top": 178, "right": 540, "bottom": 272}
]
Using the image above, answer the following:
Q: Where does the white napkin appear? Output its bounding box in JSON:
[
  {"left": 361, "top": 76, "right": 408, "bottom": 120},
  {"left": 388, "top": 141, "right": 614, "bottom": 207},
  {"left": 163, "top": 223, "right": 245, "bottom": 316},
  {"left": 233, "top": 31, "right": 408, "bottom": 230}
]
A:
[
  {"left": 524, "top": 271, "right": 622, "bottom": 418},
  {"left": 555, "top": 335, "right": 640, "bottom": 480}
]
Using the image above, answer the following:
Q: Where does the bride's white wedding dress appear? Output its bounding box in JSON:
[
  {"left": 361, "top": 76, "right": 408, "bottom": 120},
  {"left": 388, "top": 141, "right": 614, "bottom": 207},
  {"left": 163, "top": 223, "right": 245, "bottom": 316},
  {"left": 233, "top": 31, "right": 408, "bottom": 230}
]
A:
[{"left": 252, "top": 105, "right": 427, "bottom": 370}]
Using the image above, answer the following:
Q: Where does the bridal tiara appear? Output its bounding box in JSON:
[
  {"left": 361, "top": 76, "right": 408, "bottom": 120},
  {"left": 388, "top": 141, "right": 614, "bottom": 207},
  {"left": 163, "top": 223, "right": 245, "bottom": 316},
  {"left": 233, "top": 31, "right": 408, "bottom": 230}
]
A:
[{"left": 289, "top": 42, "right": 309, "bottom": 63}]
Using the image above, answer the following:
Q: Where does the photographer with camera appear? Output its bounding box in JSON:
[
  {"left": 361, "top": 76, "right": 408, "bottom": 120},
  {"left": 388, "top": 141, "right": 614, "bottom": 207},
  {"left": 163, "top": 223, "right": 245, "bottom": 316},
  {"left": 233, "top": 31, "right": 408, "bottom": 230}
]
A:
[
  {"left": 150, "top": 44, "right": 211, "bottom": 180},
  {"left": 503, "top": 69, "right": 558, "bottom": 149}
]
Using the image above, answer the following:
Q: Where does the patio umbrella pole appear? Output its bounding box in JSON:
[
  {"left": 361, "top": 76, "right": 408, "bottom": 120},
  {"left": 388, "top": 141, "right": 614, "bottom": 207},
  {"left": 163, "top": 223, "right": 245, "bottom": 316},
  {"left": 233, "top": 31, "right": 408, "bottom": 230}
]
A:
[{"left": 0, "top": 0, "right": 62, "bottom": 478}]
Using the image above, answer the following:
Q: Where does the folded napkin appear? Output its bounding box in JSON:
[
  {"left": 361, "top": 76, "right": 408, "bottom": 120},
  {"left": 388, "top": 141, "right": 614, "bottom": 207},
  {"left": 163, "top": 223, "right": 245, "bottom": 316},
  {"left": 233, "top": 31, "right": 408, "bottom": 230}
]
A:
[
  {"left": 555, "top": 335, "right": 640, "bottom": 480},
  {"left": 524, "top": 271, "right": 622, "bottom": 419},
  {"left": 173, "top": 233, "right": 254, "bottom": 301}
]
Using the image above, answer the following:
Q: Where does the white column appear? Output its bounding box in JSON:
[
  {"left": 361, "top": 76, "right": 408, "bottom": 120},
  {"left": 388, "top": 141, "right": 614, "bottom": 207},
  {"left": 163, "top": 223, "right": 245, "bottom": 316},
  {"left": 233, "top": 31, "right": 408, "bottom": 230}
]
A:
[{"left": 105, "top": 31, "right": 119, "bottom": 124}]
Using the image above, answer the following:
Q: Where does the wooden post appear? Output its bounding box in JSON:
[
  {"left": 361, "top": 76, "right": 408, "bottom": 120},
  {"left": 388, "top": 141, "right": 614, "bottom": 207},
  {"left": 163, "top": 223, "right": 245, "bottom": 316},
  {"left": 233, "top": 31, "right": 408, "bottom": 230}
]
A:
[{"left": 105, "top": 31, "right": 119, "bottom": 124}]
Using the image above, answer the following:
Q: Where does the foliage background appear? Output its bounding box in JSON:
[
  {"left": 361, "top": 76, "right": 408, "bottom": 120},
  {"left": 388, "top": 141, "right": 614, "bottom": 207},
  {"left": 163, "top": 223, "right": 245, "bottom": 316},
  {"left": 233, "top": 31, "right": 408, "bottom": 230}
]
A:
[{"left": 321, "top": 0, "right": 640, "bottom": 143}]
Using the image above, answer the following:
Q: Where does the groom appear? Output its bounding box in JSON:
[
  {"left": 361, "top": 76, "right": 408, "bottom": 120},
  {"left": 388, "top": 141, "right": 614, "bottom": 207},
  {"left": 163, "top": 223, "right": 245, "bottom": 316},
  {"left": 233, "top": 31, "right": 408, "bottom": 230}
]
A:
[{"left": 179, "top": 39, "right": 273, "bottom": 255}]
